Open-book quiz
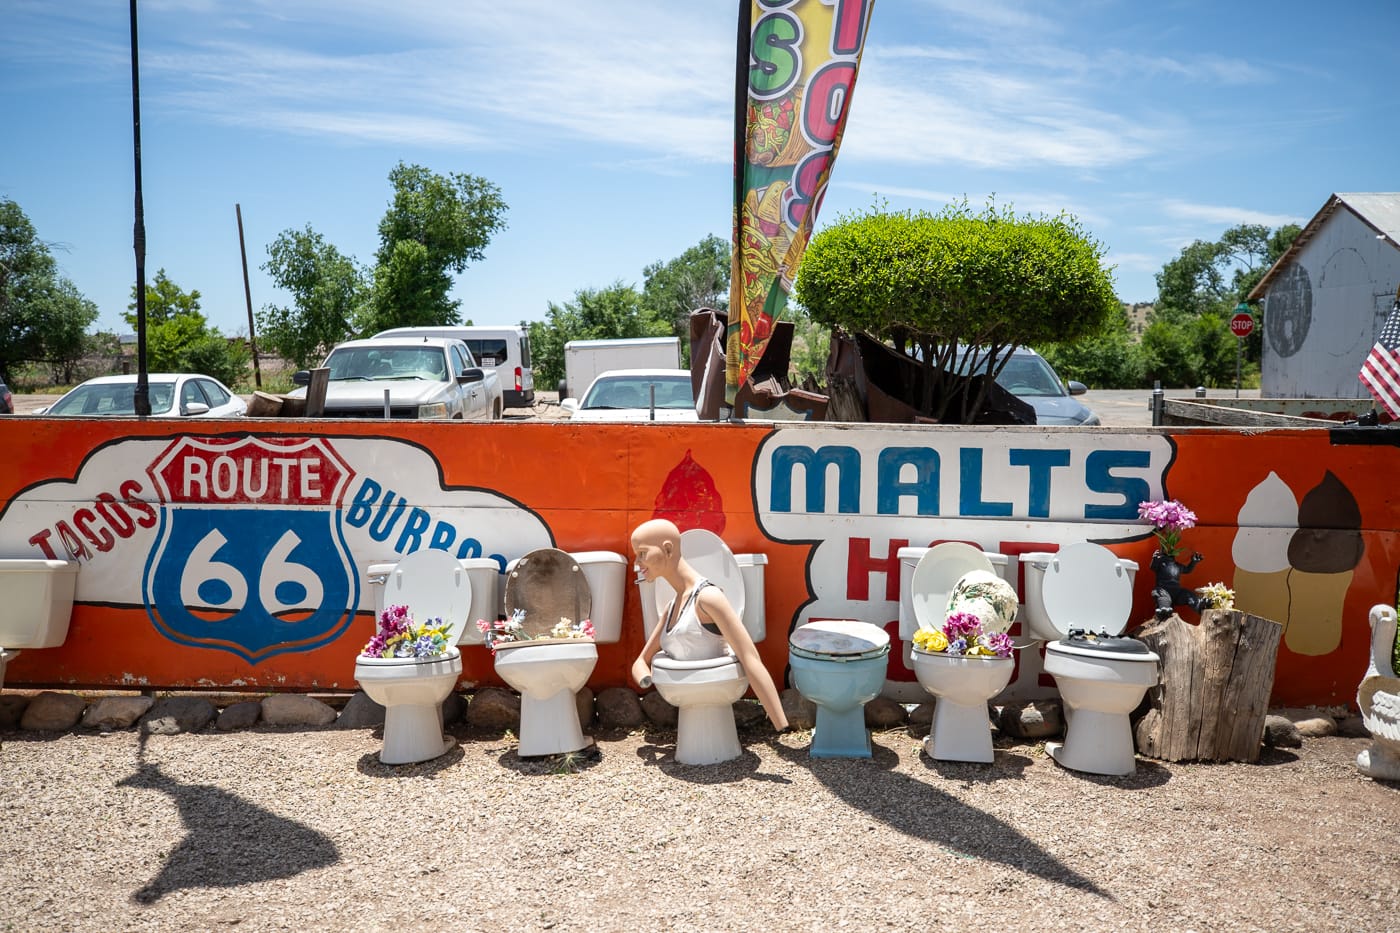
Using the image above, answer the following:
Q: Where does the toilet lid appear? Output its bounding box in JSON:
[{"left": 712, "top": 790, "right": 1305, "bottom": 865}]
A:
[
  {"left": 1053, "top": 632, "right": 1156, "bottom": 657},
  {"left": 650, "top": 529, "right": 745, "bottom": 621},
  {"left": 1040, "top": 542, "right": 1134, "bottom": 637},
  {"left": 504, "top": 548, "right": 592, "bottom": 637},
  {"left": 910, "top": 543, "right": 994, "bottom": 630},
  {"left": 789, "top": 620, "right": 890, "bottom": 660},
  {"left": 379, "top": 548, "right": 474, "bottom": 644}
]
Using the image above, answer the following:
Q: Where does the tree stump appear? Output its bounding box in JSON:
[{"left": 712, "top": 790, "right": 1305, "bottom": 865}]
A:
[{"left": 1133, "top": 609, "right": 1284, "bottom": 763}]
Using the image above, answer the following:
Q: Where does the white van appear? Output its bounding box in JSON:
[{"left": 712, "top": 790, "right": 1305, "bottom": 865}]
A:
[{"left": 372, "top": 324, "right": 535, "bottom": 408}]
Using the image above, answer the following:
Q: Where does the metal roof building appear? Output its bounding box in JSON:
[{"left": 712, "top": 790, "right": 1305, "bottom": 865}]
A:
[{"left": 1247, "top": 192, "right": 1400, "bottom": 399}]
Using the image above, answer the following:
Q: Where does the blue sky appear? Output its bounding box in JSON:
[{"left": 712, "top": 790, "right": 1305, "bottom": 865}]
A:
[{"left": 4, "top": 0, "right": 1398, "bottom": 338}]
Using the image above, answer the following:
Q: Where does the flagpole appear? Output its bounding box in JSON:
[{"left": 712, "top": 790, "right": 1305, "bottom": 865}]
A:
[{"left": 129, "top": 0, "right": 150, "bottom": 416}]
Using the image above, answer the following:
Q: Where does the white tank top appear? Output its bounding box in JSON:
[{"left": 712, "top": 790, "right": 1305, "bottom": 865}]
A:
[{"left": 659, "top": 580, "right": 730, "bottom": 662}]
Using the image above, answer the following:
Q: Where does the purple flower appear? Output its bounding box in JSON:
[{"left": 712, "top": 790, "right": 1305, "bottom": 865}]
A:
[
  {"left": 980, "top": 632, "right": 1014, "bottom": 658},
  {"left": 946, "top": 637, "right": 968, "bottom": 656},
  {"left": 1138, "top": 499, "right": 1197, "bottom": 558},
  {"left": 942, "top": 612, "right": 982, "bottom": 641}
]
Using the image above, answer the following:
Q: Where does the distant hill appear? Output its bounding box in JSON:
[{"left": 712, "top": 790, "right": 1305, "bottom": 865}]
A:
[{"left": 1123, "top": 301, "right": 1153, "bottom": 337}]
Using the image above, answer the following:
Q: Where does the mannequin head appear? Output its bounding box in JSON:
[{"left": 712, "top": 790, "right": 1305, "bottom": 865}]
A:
[{"left": 631, "top": 518, "right": 684, "bottom": 585}]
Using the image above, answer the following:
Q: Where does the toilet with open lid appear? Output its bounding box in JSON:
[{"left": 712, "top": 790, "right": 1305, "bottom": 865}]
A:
[
  {"left": 355, "top": 548, "right": 487, "bottom": 764},
  {"left": 494, "top": 548, "right": 599, "bottom": 758},
  {"left": 637, "top": 529, "right": 765, "bottom": 765},
  {"left": 907, "top": 544, "right": 1017, "bottom": 763},
  {"left": 788, "top": 620, "right": 890, "bottom": 758},
  {"left": 1021, "top": 542, "right": 1159, "bottom": 775}
]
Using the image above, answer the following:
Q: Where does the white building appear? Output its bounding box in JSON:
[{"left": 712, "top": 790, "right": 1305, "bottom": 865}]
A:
[{"left": 1248, "top": 192, "right": 1400, "bottom": 399}]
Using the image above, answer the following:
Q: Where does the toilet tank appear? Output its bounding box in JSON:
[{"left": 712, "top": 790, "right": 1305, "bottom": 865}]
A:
[
  {"left": 0, "top": 559, "right": 80, "bottom": 649},
  {"left": 365, "top": 556, "right": 501, "bottom": 645},
  {"left": 572, "top": 551, "right": 627, "bottom": 644},
  {"left": 735, "top": 554, "right": 767, "bottom": 643},
  {"left": 897, "top": 547, "right": 1011, "bottom": 639}
]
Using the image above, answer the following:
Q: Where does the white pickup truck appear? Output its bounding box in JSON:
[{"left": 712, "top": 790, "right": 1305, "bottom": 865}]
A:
[{"left": 290, "top": 336, "right": 503, "bottom": 420}]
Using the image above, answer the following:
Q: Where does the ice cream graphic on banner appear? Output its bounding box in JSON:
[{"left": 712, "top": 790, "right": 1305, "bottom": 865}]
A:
[{"left": 1231, "top": 471, "right": 1364, "bottom": 655}]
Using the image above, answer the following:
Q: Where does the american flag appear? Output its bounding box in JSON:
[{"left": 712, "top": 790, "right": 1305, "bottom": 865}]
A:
[{"left": 1359, "top": 291, "right": 1400, "bottom": 419}]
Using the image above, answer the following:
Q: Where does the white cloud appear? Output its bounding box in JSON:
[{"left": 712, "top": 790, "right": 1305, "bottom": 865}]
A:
[{"left": 1160, "top": 199, "right": 1305, "bottom": 228}]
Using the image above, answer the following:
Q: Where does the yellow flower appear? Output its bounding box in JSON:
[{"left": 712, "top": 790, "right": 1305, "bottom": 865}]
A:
[{"left": 913, "top": 627, "right": 948, "bottom": 652}]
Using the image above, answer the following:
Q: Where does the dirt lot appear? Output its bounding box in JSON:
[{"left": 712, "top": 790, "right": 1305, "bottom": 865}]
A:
[{"left": 0, "top": 720, "right": 1395, "bottom": 932}]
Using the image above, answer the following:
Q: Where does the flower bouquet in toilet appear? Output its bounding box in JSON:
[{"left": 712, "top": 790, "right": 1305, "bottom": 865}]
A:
[
  {"left": 910, "top": 570, "right": 1018, "bottom": 764},
  {"left": 354, "top": 604, "right": 465, "bottom": 766}
]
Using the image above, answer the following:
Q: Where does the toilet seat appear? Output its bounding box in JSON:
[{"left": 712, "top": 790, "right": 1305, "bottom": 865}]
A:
[
  {"left": 789, "top": 621, "right": 890, "bottom": 662},
  {"left": 910, "top": 543, "right": 995, "bottom": 631},
  {"left": 650, "top": 529, "right": 745, "bottom": 621},
  {"left": 1040, "top": 543, "right": 1155, "bottom": 662},
  {"left": 376, "top": 548, "right": 475, "bottom": 644},
  {"left": 504, "top": 548, "right": 591, "bottom": 639}
]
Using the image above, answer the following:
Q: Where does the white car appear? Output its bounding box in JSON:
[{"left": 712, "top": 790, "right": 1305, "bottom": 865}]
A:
[
  {"left": 37, "top": 373, "right": 247, "bottom": 417},
  {"left": 290, "top": 337, "right": 503, "bottom": 420},
  {"left": 561, "top": 369, "right": 699, "bottom": 422}
]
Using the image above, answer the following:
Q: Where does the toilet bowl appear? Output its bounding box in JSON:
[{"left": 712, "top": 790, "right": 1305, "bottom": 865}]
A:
[
  {"left": 887, "top": 545, "right": 1012, "bottom": 702},
  {"left": 789, "top": 620, "right": 891, "bottom": 758},
  {"left": 356, "top": 548, "right": 490, "bottom": 764},
  {"left": 495, "top": 548, "right": 600, "bottom": 757},
  {"left": 906, "top": 544, "right": 1015, "bottom": 763},
  {"left": 1021, "top": 543, "right": 1158, "bottom": 776},
  {"left": 0, "top": 559, "right": 79, "bottom": 692},
  {"left": 637, "top": 530, "right": 765, "bottom": 765}
]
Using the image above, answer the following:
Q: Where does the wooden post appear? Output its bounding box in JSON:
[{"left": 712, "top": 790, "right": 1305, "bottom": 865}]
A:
[{"left": 1133, "top": 609, "right": 1283, "bottom": 763}]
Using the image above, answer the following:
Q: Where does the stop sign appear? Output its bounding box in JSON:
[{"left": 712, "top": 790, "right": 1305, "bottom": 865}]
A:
[{"left": 1230, "top": 312, "right": 1255, "bottom": 338}]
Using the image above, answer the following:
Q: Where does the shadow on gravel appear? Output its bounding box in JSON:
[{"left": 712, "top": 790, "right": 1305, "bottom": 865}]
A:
[
  {"left": 116, "top": 761, "right": 339, "bottom": 905},
  {"left": 355, "top": 742, "right": 465, "bottom": 777},
  {"left": 634, "top": 731, "right": 793, "bottom": 785},
  {"left": 769, "top": 736, "right": 1109, "bottom": 898}
]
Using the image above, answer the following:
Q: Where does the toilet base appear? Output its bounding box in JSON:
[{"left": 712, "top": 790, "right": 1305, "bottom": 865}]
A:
[
  {"left": 381, "top": 703, "right": 457, "bottom": 765},
  {"left": 675, "top": 704, "right": 742, "bottom": 766},
  {"left": 810, "top": 705, "right": 873, "bottom": 759},
  {"left": 0, "top": 649, "right": 16, "bottom": 692},
  {"left": 925, "top": 698, "right": 995, "bottom": 763},
  {"left": 1047, "top": 708, "right": 1138, "bottom": 775},
  {"left": 518, "top": 689, "right": 589, "bottom": 758}
]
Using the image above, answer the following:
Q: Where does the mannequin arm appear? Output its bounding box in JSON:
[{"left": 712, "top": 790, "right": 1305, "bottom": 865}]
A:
[
  {"left": 631, "top": 602, "right": 666, "bottom": 688},
  {"left": 697, "top": 588, "right": 788, "bottom": 730}
]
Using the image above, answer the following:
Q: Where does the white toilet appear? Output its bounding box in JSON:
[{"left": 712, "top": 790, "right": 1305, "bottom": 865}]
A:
[
  {"left": 888, "top": 545, "right": 1013, "bottom": 702},
  {"left": 637, "top": 530, "right": 767, "bottom": 766},
  {"left": 906, "top": 544, "right": 1015, "bottom": 763},
  {"left": 494, "top": 549, "right": 625, "bottom": 758},
  {"left": 1021, "top": 542, "right": 1158, "bottom": 776},
  {"left": 0, "top": 559, "right": 79, "bottom": 691},
  {"left": 357, "top": 548, "right": 500, "bottom": 765}
]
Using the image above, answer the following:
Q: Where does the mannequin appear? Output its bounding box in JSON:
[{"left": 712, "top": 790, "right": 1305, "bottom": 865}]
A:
[{"left": 630, "top": 519, "right": 789, "bottom": 731}]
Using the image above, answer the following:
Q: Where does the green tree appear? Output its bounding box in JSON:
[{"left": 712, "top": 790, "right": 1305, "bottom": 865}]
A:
[
  {"left": 1153, "top": 223, "right": 1301, "bottom": 367},
  {"left": 641, "top": 234, "right": 730, "bottom": 346},
  {"left": 259, "top": 226, "right": 367, "bottom": 368},
  {"left": 529, "top": 282, "right": 670, "bottom": 390},
  {"left": 126, "top": 270, "right": 249, "bottom": 388},
  {"left": 1038, "top": 304, "right": 1145, "bottom": 389},
  {"left": 796, "top": 203, "right": 1119, "bottom": 422},
  {"left": 0, "top": 198, "right": 99, "bottom": 383},
  {"left": 368, "top": 162, "right": 508, "bottom": 331}
]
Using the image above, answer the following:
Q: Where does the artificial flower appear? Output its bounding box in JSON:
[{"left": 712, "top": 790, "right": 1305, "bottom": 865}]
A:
[
  {"left": 361, "top": 605, "right": 451, "bottom": 660},
  {"left": 912, "top": 611, "right": 1014, "bottom": 659},
  {"left": 1138, "top": 499, "right": 1198, "bottom": 559},
  {"left": 1195, "top": 582, "right": 1236, "bottom": 610}
]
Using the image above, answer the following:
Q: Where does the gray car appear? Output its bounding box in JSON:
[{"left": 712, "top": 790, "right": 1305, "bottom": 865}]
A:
[{"left": 959, "top": 346, "right": 1101, "bottom": 426}]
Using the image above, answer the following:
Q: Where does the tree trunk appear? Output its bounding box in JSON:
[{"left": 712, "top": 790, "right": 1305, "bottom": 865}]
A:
[{"left": 1133, "top": 609, "right": 1283, "bottom": 763}]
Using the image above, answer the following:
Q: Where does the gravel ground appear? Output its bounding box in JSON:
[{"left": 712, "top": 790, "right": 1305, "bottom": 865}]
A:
[{"left": 2, "top": 719, "right": 1396, "bottom": 933}]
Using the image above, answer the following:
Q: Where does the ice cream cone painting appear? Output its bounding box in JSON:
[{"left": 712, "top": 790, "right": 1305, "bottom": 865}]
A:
[
  {"left": 1231, "top": 471, "right": 1364, "bottom": 656},
  {"left": 1231, "top": 472, "right": 1297, "bottom": 630}
]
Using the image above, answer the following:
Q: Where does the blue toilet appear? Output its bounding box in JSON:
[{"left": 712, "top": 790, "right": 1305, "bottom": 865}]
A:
[{"left": 788, "top": 620, "right": 891, "bottom": 758}]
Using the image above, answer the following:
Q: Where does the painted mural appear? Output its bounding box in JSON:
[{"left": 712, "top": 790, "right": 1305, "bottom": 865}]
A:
[{"left": 1, "top": 417, "right": 1396, "bottom": 706}]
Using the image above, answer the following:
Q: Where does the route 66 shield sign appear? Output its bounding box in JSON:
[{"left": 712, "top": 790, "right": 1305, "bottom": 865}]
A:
[{"left": 143, "top": 435, "right": 359, "bottom": 664}]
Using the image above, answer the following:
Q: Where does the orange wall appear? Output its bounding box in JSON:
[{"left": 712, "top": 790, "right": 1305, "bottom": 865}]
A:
[{"left": 1, "top": 418, "right": 1394, "bottom": 706}]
